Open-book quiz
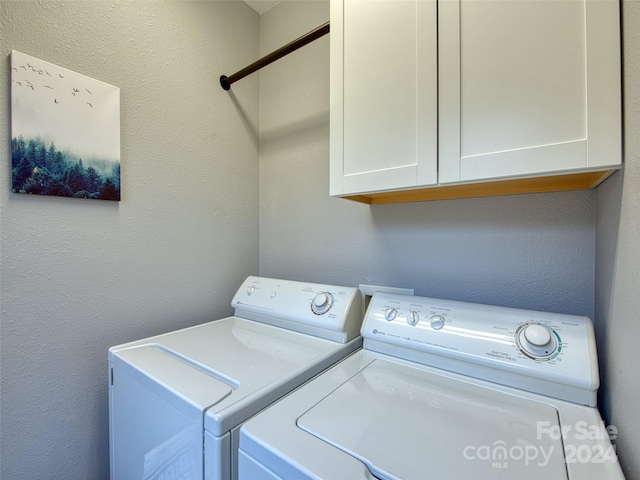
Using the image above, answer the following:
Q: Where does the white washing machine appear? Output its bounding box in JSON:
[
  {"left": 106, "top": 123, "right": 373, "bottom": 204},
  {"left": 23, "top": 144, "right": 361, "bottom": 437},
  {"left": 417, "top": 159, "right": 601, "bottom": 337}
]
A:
[
  {"left": 108, "top": 276, "right": 362, "bottom": 480},
  {"left": 239, "top": 292, "right": 625, "bottom": 479}
]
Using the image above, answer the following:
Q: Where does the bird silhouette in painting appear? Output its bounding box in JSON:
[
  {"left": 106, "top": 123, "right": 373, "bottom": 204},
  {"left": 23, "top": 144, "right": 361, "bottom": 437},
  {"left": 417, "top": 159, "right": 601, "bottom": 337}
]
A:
[
  {"left": 27, "top": 85, "right": 34, "bottom": 90},
  {"left": 73, "top": 88, "right": 80, "bottom": 93},
  {"left": 87, "top": 102, "right": 93, "bottom": 108},
  {"left": 11, "top": 67, "right": 18, "bottom": 72},
  {"left": 44, "top": 85, "right": 53, "bottom": 89},
  {"left": 59, "top": 74, "right": 64, "bottom": 78},
  {"left": 45, "top": 70, "right": 51, "bottom": 77},
  {"left": 85, "top": 88, "right": 92, "bottom": 94},
  {"left": 16, "top": 82, "right": 22, "bottom": 87},
  {"left": 20, "top": 65, "right": 26, "bottom": 70}
]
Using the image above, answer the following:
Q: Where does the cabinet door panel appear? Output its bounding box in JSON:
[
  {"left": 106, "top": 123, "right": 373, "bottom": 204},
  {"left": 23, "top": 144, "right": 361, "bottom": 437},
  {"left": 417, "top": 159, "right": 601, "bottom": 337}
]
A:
[
  {"left": 439, "top": 0, "right": 621, "bottom": 184},
  {"left": 460, "top": 140, "right": 587, "bottom": 182},
  {"left": 331, "top": 0, "right": 437, "bottom": 195}
]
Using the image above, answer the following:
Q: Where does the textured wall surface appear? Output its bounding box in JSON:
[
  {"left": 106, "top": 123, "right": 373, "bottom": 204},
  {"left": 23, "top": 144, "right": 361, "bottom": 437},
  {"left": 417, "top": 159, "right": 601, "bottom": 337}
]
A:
[
  {"left": 595, "top": 1, "right": 640, "bottom": 478},
  {"left": 259, "top": 0, "right": 596, "bottom": 317},
  {"left": 0, "top": 1, "right": 259, "bottom": 478}
]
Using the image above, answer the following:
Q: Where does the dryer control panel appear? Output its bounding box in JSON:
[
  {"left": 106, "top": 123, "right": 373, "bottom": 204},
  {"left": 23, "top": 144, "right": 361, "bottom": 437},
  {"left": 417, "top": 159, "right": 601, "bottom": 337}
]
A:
[
  {"left": 232, "top": 276, "right": 362, "bottom": 343},
  {"left": 362, "top": 292, "right": 599, "bottom": 406}
]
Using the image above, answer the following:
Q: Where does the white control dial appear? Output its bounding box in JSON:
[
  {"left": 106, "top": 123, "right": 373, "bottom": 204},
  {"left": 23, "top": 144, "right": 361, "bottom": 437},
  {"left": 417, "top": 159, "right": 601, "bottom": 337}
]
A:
[
  {"left": 311, "top": 292, "right": 334, "bottom": 315},
  {"left": 429, "top": 315, "right": 445, "bottom": 330},
  {"left": 525, "top": 324, "right": 551, "bottom": 346},
  {"left": 384, "top": 307, "right": 397, "bottom": 321},
  {"left": 517, "top": 323, "right": 559, "bottom": 358},
  {"left": 247, "top": 286, "right": 256, "bottom": 296},
  {"left": 407, "top": 311, "right": 420, "bottom": 326}
]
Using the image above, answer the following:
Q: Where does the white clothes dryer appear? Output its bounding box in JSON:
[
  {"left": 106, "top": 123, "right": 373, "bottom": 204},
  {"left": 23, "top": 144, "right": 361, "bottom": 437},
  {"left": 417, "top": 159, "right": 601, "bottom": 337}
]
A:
[
  {"left": 239, "top": 292, "right": 625, "bottom": 479},
  {"left": 108, "top": 276, "right": 362, "bottom": 480}
]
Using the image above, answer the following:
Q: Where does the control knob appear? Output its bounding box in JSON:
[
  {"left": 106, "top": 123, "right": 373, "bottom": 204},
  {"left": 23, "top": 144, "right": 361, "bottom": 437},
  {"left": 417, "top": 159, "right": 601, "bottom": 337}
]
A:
[
  {"left": 429, "top": 315, "right": 445, "bottom": 330},
  {"left": 384, "top": 307, "right": 397, "bottom": 321},
  {"left": 311, "top": 292, "right": 334, "bottom": 315},
  {"left": 407, "top": 310, "right": 420, "bottom": 326},
  {"left": 517, "top": 323, "right": 558, "bottom": 358}
]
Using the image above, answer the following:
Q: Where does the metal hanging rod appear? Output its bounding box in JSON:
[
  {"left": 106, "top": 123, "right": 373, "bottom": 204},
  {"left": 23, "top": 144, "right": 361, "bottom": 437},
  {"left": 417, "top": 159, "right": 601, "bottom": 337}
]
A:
[{"left": 220, "top": 21, "right": 330, "bottom": 91}]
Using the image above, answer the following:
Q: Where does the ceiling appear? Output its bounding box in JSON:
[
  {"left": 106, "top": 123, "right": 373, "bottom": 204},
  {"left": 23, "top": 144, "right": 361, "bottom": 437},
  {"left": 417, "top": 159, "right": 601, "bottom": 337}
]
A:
[{"left": 243, "top": 0, "right": 281, "bottom": 15}]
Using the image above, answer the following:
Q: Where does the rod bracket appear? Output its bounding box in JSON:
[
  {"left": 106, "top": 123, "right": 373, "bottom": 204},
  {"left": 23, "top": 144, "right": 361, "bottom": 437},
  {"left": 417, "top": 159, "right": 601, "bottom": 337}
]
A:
[{"left": 220, "top": 75, "right": 231, "bottom": 91}]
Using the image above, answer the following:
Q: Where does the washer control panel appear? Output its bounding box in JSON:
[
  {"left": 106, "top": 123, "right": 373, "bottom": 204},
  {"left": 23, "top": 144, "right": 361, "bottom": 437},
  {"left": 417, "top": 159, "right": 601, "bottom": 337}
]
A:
[
  {"left": 362, "top": 292, "right": 599, "bottom": 405},
  {"left": 231, "top": 276, "right": 363, "bottom": 343}
]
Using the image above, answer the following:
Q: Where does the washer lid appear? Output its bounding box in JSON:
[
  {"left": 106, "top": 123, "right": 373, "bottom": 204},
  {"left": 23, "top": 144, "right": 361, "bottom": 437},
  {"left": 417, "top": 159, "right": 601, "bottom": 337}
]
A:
[
  {"left": 111, "top": 317, "right": 361, "bottom": 434},
  {"left": 297, "top": 359, "right": 568, "bottom": 480}
]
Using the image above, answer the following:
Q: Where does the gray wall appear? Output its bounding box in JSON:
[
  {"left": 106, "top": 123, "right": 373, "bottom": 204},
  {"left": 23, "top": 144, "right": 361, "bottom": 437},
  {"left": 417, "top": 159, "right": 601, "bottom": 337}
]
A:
[
  {"left": 259, "top": 1, "right": 637, "bottom": 479},
  {"left": 0, "top": 1, "right": 259, "bottom": 478},
  {"left": 595, "top": 1, "right": 640, "bottom": 478}
]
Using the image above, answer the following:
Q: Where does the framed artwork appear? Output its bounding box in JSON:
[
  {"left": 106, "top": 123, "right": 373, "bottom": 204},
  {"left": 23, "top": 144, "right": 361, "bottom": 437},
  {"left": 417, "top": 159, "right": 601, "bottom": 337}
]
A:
[{"left": 10, "top": 50, "right": 121, "bottom": 201}]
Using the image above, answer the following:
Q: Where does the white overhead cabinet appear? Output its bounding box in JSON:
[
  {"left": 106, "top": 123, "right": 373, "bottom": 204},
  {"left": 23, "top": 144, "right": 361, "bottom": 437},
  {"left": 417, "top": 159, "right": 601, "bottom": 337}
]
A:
[
  {"left": 330, "top": 0, "right": 622, "bottom": 204},
  {"left": 329, "top": 0, "right": 438, "bottom": 197}
]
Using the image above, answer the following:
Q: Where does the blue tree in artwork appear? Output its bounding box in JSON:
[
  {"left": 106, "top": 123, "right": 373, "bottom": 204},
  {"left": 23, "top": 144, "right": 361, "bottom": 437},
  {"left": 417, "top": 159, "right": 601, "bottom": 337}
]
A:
[{"left": 11, "top": 136, "right": 120, "bottom": 201}]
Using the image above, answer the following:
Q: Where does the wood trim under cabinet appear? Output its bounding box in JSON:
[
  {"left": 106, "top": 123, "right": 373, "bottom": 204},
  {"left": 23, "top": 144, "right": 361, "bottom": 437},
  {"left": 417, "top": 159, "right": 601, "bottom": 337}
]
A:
[{"left": 339, "top": 170, "right": 618, "bottom": 205}]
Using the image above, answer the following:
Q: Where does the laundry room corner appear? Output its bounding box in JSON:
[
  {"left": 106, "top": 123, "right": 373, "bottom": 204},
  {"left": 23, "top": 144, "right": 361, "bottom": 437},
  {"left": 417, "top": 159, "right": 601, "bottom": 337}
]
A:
[
  {"left": 257, "top": 1, "right": 638, "bottom": 478},
  {"left": 1, "top": 0, "right": 638, "bottom": 478}
]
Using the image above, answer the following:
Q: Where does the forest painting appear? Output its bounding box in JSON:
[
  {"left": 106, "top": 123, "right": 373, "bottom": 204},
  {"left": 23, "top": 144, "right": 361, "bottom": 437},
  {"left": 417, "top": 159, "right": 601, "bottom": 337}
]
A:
[{"left": 11, "top": 51, "right": 120, "bottom": 201}]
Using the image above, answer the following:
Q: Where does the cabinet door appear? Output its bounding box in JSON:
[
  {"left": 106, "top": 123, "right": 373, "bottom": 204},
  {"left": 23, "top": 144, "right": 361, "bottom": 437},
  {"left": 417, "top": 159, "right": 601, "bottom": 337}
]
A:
[
  {"left": 330, "top": 0, "right": 437, "bottom": 196},
  {"left": 439, "top": 0, "right": 621, "bottom": 185}
]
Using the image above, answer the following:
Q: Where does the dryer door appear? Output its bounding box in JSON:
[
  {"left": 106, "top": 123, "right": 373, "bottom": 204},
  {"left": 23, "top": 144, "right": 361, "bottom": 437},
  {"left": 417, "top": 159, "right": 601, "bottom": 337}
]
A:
[
  {"left": 110, "top": 345, "right": 233, "bottom": 480},
  {"left": 297, "top": 359, "right": 568, "bottom": 480}
]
